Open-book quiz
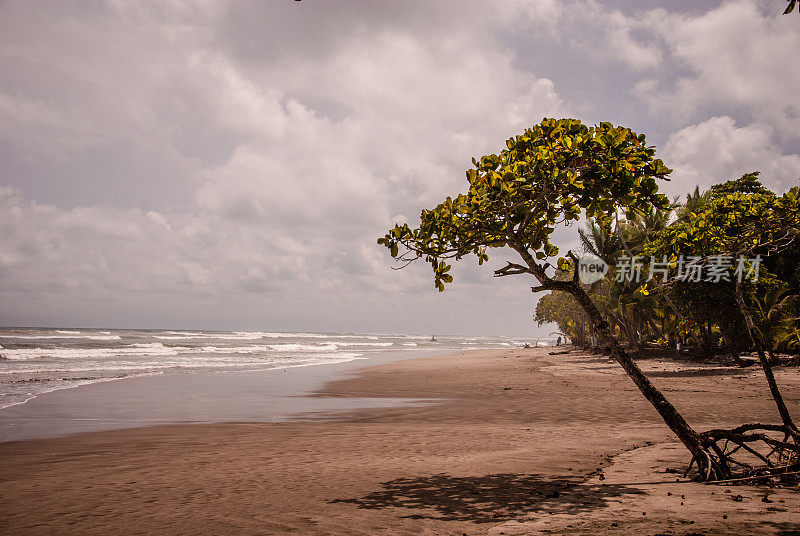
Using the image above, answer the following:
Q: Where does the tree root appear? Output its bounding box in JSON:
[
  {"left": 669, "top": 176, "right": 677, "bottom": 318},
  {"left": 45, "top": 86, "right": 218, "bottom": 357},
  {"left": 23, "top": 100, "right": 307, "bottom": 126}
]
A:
[{"left": 687, "top": 423, "right": 800, "bottom": 484}]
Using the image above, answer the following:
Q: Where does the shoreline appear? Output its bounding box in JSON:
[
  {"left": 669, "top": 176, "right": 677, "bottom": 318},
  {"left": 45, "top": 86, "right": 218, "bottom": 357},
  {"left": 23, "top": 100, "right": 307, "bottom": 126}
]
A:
[
  {"left": 1, "top": 347, "right": 799, "bottom": 535},
  {"left": 0, "top": 347, "right": 457, "bottom": 442}
]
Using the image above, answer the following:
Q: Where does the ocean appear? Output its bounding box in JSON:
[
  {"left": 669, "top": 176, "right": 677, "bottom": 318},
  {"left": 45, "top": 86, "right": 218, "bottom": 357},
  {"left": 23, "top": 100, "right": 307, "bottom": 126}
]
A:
[{"left": 0, "top": 327, "right": 548, "bottom": 410}]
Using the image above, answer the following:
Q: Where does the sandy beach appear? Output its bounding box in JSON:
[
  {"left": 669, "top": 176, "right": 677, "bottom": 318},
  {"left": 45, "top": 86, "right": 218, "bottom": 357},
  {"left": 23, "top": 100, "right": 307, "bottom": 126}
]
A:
[{"left": 1, "top": 347, "right": 799, "bottom": 535}]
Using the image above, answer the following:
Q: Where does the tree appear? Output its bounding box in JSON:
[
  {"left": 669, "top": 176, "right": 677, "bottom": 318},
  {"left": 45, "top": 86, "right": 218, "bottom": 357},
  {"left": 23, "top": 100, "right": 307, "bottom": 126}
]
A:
[
  {"left": 658, "top": 176, "right": 800, "bottom": 431},
  {"left": 753, "top": 279, "right": 800, "bottom": 356},
  {"left": 534, "top": 274, "right": 590, "bottom": 346},
  {"left": 652, "top": 175, "right": 800, "bottom": 475},
  {"left": 379, "top": 118, "right": 727, "bottom": 479}
]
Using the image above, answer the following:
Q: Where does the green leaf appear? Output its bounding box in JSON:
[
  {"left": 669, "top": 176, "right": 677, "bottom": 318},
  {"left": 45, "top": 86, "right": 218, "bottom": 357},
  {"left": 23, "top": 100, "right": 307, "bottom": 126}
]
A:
[{"left": 378, "top": 117, "right": 673, "bottom": 298}]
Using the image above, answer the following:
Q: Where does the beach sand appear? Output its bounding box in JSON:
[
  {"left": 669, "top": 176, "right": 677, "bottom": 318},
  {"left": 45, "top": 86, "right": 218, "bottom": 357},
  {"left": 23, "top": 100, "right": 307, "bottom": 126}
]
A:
[{"left": 1, "top": 348, "right": 799, "bottom": 535}]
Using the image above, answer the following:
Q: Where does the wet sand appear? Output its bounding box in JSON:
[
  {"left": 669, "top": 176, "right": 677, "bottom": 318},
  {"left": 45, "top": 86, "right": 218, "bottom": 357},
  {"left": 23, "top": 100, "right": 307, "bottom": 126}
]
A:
[{"left": 1, "top": 348, "right": 799, "bottom": 535}]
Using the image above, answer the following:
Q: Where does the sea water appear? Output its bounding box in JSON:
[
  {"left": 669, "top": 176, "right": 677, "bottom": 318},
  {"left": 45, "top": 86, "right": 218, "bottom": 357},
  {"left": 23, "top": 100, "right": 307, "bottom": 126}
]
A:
[{"left": 0, "top": 328, "right": 547, "bottom": 409}]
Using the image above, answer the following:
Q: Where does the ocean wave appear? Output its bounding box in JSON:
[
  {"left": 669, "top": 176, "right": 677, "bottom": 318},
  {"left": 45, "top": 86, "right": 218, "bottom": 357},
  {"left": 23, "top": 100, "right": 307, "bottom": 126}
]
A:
[
  {"left": 0, "top": 341, "right": 399, "bottom": 361},
  {"left": 332, "top": 342, "right": 393, "bottom": 347},
  {"left": 0, "top": 345, "right": 180, "bottom": 360},
  {"left": 1, "top": 334, "right": 122, "bottom": 341},
  {"left": 197, "top": 345, "right": 272, "bottom": 354},
  {"left": 149, "top": 331, "right": 389, "bottom": 341},
  {"left": 236, "top": 332, "right": 381, "bottom": 340},
  {"left": 127, "top": 342, "right": 169, "bottom": 348},
  {"left": 154, "top": 332, "right": 263, "bottom": 340},
  {"left": 163, "top": 331, "right": 202, "bottom": 336},
  {"left": 267, "top": 343, "right": 339, "bottom": 352},
  {"left": 0, "top": 374, "right": 149, "bottom": 410},
  {"left": 0, "top": 351, "right": 370, "bottom": 409},
  {"left": 242, "top": 332, "right": 329, "bottom": 339}
]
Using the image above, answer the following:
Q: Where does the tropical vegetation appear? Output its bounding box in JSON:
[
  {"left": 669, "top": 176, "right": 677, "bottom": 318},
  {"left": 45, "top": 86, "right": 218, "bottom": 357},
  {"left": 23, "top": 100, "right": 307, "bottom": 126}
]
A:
[{"left": 379, "top": 118, "right": 800, "bottom": 481}]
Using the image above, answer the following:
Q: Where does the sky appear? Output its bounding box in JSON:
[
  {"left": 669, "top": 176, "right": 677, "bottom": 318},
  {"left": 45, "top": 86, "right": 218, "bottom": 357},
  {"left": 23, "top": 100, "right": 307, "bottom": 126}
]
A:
[{"left": 0, "top": 1, "right": 798, "bottom": 336}]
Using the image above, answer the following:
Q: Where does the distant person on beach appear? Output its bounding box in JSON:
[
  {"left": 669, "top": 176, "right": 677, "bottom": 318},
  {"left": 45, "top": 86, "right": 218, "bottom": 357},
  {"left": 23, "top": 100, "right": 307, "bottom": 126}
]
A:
[{"left": 557, "top": 336, "right": 562, "bottom": 346}]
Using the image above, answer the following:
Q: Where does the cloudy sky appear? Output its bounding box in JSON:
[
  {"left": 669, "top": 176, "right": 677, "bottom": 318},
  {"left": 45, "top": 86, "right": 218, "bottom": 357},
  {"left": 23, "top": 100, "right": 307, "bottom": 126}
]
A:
[{"left": 0, "top": 1, "right": 798, "bottom": 335}]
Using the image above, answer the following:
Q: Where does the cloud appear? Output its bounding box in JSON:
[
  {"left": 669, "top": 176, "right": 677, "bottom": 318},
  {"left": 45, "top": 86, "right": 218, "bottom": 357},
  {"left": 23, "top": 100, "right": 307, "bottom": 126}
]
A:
[
  {"left": 638, "top": 0, "right": 800, "bottom": 139},
  {"left": 661, "top": 116, "right": 800, "bottom": 196},
  {"left": 0, "top": 1, "right": 798, "bottom": 335},
  {"left": 0, "top": 1, "right": 571, "bottom": 334},
  {"left": 500, "top": 0, "right": 663, "bottom": 71},
  {"left": 0, "top": 92, "right": 105, "bottom": 159}
]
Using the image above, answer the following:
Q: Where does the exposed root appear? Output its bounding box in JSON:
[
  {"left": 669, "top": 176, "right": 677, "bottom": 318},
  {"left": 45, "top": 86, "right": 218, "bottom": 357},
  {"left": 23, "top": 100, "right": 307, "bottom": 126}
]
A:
[{"left": 691, "top": 423, "right": 800, "bottom": 485}]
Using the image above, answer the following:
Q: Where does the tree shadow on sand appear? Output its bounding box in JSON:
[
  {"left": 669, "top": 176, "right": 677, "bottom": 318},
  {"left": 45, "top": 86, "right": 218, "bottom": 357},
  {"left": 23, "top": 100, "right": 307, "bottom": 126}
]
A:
[
  {"left": 330, "top": 473, "right": 645, "bottom": 523},
  {"left": 645, "top": 369, "right": 751, "bottom": 378},
  {"left": 762, "top": 521, "right": 800, "bottom": 536}
]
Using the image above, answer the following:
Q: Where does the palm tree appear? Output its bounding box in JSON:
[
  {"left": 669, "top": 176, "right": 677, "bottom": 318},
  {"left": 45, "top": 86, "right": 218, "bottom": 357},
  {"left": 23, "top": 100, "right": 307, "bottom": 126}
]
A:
[{"left": 753, "top": 284, "right": 800, "bottom": 357}]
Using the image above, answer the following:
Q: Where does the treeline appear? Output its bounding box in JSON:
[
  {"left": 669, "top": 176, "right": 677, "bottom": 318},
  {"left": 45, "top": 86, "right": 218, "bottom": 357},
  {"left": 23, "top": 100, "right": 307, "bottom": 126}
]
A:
[{"left": 535, "top": 173, "right": 800, "bottom": 360}]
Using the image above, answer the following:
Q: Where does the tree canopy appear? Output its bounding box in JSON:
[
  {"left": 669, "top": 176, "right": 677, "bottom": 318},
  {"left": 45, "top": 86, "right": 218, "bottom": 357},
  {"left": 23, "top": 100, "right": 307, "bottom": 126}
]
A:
[{"left": 379, "top": 118, "right": 671, "bottom": 292}]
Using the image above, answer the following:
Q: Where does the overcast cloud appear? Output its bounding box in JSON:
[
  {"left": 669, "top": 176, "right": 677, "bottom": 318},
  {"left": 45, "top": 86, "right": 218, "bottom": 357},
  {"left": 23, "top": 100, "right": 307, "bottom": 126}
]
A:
[{"left": 0, "top": 1, "right": 798, "bottom": 335}]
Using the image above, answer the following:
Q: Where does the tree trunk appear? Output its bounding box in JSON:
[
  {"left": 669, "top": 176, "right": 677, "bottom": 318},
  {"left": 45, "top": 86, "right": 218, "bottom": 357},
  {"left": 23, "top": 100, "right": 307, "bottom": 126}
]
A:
[
  {"left": 719, "top": 323, "right": 741, "bottom": 365},
  {"left": 512, "top": 245, "right": 721, "bottom": 477},
  {"left": 618, "top": 305, "right": 638, "bottom": 351},
  {"left": 699, "top": 321, "right": 713, "bottom": 355},
  {"left": 734, "top": 281, "right": 797, "bottom": 432},
  {"left": 645, "top": 314, "right": 662, "bottom": 343},
  {"left": 767, "top": 347, "right": 778, "bottom": 363},
  {"left": 567, "top": 282, "right": 718, "bottom": 477}
]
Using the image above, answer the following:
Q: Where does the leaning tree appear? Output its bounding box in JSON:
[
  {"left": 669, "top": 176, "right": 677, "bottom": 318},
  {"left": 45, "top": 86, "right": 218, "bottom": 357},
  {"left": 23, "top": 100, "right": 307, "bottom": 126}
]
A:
[
  {"left": 379, "top": 118, "right": 772, "bottom": 480},
  {"left": 652, "top": 175, "right": 800, "bottom": 478}
]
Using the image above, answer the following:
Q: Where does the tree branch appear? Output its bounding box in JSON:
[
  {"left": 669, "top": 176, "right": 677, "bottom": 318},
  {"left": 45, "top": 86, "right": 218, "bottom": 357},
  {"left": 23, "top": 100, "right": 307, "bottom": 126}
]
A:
[
  {"left": 532, "top": 280, "right": 577, "bottom": 294},
  {"left": 567, "top": 250, "right": 580, "bottom": 284},
  {"left": 494, "top": 261, "right": 532, "bottom": 277}
]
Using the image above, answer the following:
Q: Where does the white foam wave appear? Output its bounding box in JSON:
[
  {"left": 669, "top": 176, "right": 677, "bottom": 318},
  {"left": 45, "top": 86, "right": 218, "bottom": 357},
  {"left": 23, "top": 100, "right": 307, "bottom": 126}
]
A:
[
  {"left": 154, "top": 332, "right": 263, "bottom": 340},
  {"left": 0, "top": 344, "right": 179, "bottom": 360},
  {"left": 197, "top": 345, "right": 272, "bottom": 354},
  {"left": 332, "top": 342, "right": 393, "bottom": 347},
  {"left": 1, "top": 334, "right": 122, "bottom": 341},
  {"left": 267, "top": 343, "right": 339, "bottom": 352},
  {"left": 236, "top": 332, "right": 380, "bottom": 340},
  {"left": 245, "top": 332, "right": 328, "bottom": 339},
  {"left": 0, "top": 341, "right": 399, "bottom": 361},
  {"left": 0, "top": 376, "right": 132, "bottom": 410},
  {"left": 0, "top": 350, "right": 371, "bottom": 409},
  {"left": 164, "top": 331, "right": 201, "bottom": 336}
]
